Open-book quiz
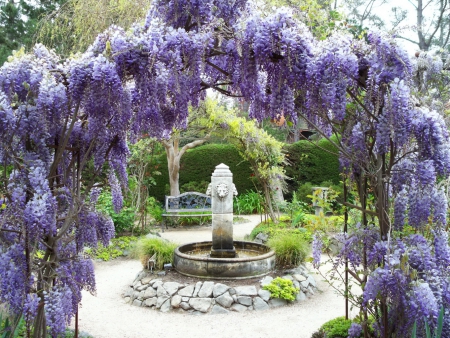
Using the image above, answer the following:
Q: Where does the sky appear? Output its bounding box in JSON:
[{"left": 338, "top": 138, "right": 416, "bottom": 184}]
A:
[{"left": 337, "top": 0, "right": 447, "bottom": 54}]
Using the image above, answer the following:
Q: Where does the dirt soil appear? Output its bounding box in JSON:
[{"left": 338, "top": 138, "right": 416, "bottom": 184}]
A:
[{"left": 71, "top": 215, "right": 358, "bottom": 338}]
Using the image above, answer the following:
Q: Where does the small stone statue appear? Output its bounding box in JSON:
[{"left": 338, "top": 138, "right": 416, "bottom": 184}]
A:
[{"left": 206, "top": 183, "right": 238, "bottom": 199}]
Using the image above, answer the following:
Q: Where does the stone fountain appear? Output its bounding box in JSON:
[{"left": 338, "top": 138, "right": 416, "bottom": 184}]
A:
[{"left": 173, "top": 163, "right": 275, "bottom": 279}]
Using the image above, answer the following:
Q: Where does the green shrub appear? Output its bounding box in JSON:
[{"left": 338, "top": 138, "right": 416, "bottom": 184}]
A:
[
  {"left": 181, "top": 180, "right": 210, "bottom": 193},
  {"left": 150, "top": 143, "right": 256, "bottom": 201},
  {"left": 234, "top": 190, "right": 264, "bottom": 215},
  {"left": 0, "top": 313, "right": 24, "bottom": 338},
  {"left": 283, "top": 136, "right": 340, "bottom": 200},
  {"left": 96, "top": 191, "right": 136, "bottom": 233},
  {"left": 130, "top": 237, "right": 178, "bottom": 270},
  {"left": 296, "top": 182, "right": 314, "bottom": 208},
  {"left": 262, "top": 277, "right": 299, "bottom": 301},
  {"left": 320, "top": 317, "right": 353, "bottom": 338},
  {"left": 85, "top": 236, "right": 138, "bottom": 261},
  {"left": 146, "top": 197, "right": 164, "bottom": 223},
  {"left": 268, "top": 232, "right": 310, "bottom": 267},
  {"left": 250, "top": 217, "right": 313, "bottom": 244}
]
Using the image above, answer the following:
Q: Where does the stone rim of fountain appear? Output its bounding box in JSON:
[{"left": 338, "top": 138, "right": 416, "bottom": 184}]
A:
[
  {"left": 174, "top": 240, "right": 276, "bottom": 279},
  {"left": 175, "top": 241, "right": 275, "bottom": 263}
]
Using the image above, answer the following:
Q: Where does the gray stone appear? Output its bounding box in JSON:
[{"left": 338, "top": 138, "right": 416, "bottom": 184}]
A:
[
  {"left": 189, "top": 298, "right": 212, "bottom": 313},
  {"left": 232, "top": 295, "right": 237, "bottom": 302},
  {"left": 156, "top": 296, "right": 170, "bottom": 309},
  {"left": 181, "top": 297, "right": 189, "bottom": 302},
  {"left": 293, "top": 280, "right": 300, "bottom": 289},
  {"left": 136, "top": 284, "right": 148, "bottom": 292},
  {"left": 143, "top": 297, "right": 157, "bottom": 307},
  {"left": 228, "top": 288, "right": 236, "bottom": 295},
  {"left": 132, "top": 291, "right": 140, "bottom": 300},
  {"left": 269, "top": 298, "right": 288, "bottom": 308},
  {"left": 132, "top": 299, "right": 142, "bottom": 307},
  {"left": 307, "top": 276, "right": 316, "bottom": 288},
  {"left": 191, "top": 311, "right": 205, "bottom": 316},
  {"left": 237, "top": 296, "right": 252, "bottom": 306},
  {"left": 296, "top": 291, "right": 306, "bottom": 302},
  {"left": 215, "top": 291, "right": 234, "bottom": 308},
  {"left": 193, "top": 281, "right": 203, "bottom": 297},
  {"left": 141, "top": 276, "right": 153, "bottom": 285},
  {"left": 301, "top": 280, "right": 309, "bottom": 289},
  {"left": 149, "top": 278, "right": 161, "bottom": 285},
  {"left": 230, "top": 303, "right": 248, "bottom": 312},
  {"left": 157, "top": 285, "right": 169, "bottom": 297},
  {"left": 132, "top": 281, "right": 142, "bottom": 289},
  {"left": 307, "top": 286, "right": 315, "bottom": 295},
  {"left": 136, "top": 284, "right": 149, "bottom": 291},
  {"left": 260, "top": 276, "right": 273, "bottom": 287},
  {"left": 143, "top": 287, "right": 157, "bottom": 299},
  {"left": 178, "top": 284, "right": 195, "bottom": 297},
  {"left": 157, "top": 271, "right": 166, "bottom": 276},
  {"left": 255, "top": 232, "right": 269, "bottom": 242},
  {"left": 160, "top": 299, "right": 171, "bottom": 313},
  {"left": 213, "top": 283, "right": 229, "bottom": 297},
  {"left": 258, "top": 289, "right": 271, "bottom": 302},
  {"left": 164, "top": 282, "right": 182, "bottom": 296},
  {"left": 282, "top": 275, "right": 294, "bottom": 281},
  {"left": 152, "top": 280, "right": 163, "bottom": 289},
  {"left": 198, "top": 281, "right": 214, "bottom": 298},
  {"left": 210, "top": 305, "right": 229, "bottom": 314},
  {"left": 133, "top": 271, "right": 146, "bottom": 284},
  {"left": 234, "top": 286, "right": 257, "bottom": 296},
  {"left": 123, "top": 296, "right": 130, "bottom": 304},
  {"left": 253, "top": 297, "right": 269, "bottom": 311},
  {"left": 171, "top": 295, "right": 182, "bottom": 308},
  {"left": 211, "top": 214, "right": 234, "bottom": 253},
  {"left": 138, "top": 291, "right": 145, "bottom": 300},
  {"left": 180, "top": 302, "right": 191, "bottom": 310},
  {"left": 123, "top": 287, "right": 133, "bottom": 298},
  {"left": 293, "top": 273, "right": 307, "bottom": 282}
]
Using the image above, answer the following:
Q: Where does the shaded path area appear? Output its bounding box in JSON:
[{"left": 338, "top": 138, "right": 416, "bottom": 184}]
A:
[{"left": 73, "top": 216, "right": 355, "bottom": 338}]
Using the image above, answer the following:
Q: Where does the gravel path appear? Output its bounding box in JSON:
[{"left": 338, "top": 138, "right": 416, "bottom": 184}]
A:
[{"left": 73, "top": 215, "right": 356, "bottom": 338}]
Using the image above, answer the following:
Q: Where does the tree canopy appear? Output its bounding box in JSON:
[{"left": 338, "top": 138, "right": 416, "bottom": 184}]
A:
[
  {"left": 1, "top": 0, "right": 450, "bottom": 337},
  {"left": 0, "top": 0, "right": 66, "bottom": 65}
]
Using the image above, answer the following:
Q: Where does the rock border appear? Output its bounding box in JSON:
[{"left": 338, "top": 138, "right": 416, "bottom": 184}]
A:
[{"left": 122, "top": 264, "right": 318, "bottom": 314}]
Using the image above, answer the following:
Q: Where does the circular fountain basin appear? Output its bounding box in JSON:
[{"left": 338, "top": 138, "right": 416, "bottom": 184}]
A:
[{"left": 174, "top": 241, "right": 275, "bottom": 279}]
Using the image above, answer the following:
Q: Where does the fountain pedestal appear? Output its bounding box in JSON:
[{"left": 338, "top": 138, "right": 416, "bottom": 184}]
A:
[
  {"left": 207, "top": 163, "right": 237, "bottom": 258},
  {"left": 173, "top": 163, "right": 275, "bottom": 279}
]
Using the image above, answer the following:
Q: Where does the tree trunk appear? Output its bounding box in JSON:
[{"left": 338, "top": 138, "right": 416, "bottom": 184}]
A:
[
  {"left": 162, "top": 136, "right": 208, "bottom": 197},
  {"left": 168, "top": 161, "right": 180, "bottom": 196}
]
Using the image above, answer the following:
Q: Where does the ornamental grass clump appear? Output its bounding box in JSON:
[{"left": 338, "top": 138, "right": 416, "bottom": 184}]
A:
[
  {"left": 268, "top": 233, "right": 309, "bottom": 267},
  {"left": 130, "top": 237, "right": 177, "bottom": 270}
]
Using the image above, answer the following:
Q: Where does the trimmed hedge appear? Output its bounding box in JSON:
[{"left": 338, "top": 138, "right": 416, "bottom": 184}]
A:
[
  {"left": 283, "top": 137, "right": 340, "bottom": 199},
  {"left": 148, "top": 143, "right": 256, "bottom": 202}
]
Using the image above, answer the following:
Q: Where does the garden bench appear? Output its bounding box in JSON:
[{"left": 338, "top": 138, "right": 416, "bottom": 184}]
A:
[{"left": 161, "top": 192, "right": 212, "bottom": 232}]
